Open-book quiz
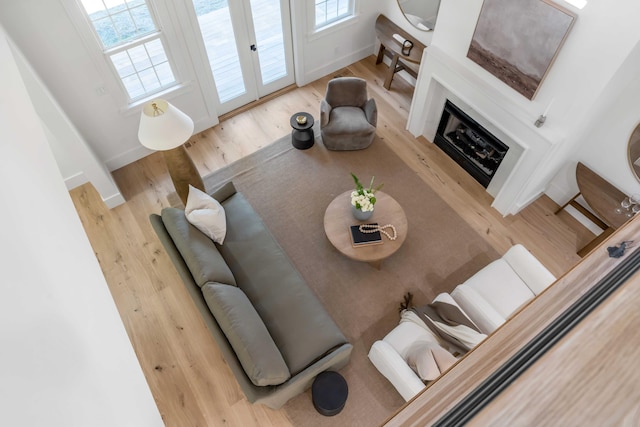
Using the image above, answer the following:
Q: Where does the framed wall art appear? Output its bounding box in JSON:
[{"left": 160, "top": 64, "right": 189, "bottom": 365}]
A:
[{"left": 467, "top": 0, "right": 576, "bottom": 100}]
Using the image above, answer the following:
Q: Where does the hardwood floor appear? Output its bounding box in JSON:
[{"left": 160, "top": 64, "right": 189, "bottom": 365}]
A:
[{"left": 70, "top": 56, "right": 591, "bottom": 426}]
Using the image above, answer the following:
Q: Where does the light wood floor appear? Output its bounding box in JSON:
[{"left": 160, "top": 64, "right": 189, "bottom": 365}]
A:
[{"left": 70, "top": 56, "right": 592, "bottom": 426}]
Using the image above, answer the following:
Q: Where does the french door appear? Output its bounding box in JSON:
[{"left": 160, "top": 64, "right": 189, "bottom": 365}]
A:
[{"left": 189, "top": 0, "right": 294, "bottom": 115}]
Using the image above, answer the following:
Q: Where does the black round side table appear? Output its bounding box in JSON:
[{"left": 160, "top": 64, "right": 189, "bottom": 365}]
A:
[
  {"left": 311, "top": 371, "right": 348, "bottom": 416},
  {"left": 290, "top": 112, "right": 315, "bottom": 150}
]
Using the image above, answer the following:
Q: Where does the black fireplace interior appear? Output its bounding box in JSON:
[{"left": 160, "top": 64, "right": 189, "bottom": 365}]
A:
[{"left": 434, "top": 100, "right": 509, "bottom": 188}]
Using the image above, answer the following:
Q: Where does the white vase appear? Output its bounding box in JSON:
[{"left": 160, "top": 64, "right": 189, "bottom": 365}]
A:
[{"left": 351, "top": 204, "right": 374, "bottom": 221}]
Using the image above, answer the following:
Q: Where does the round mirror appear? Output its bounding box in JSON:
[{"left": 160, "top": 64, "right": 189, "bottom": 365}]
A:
[
  {"left": 397, "top": 0, "right": 441, "bottom": 31},
  {"left": 628, "top": 122, "right": 640, "bottom": 181}
]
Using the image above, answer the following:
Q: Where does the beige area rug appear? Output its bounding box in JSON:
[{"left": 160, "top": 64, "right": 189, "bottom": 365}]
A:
[{"left": 202, "top": 129, "right": 498, "bottom": 426}]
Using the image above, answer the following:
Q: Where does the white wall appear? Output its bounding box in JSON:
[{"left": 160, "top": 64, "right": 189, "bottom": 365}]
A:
[
  {"left": 0, "top": 24, "right": 163, "bottom": 427},
  {"left": 10, "top": 40, "right": 125, "bottom": 208},
  {"left": 290, "top": 1, "right": 381, "bottom": 85}
]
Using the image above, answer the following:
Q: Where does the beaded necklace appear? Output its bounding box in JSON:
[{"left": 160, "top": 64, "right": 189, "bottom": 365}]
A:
[{"left": 358, "top": 223, "right": 398, "bottom": 241}]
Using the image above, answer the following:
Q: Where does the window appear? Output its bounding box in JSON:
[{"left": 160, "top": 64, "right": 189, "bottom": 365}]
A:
[
  {"left": 314, "top": 0, "right": 353, "bottom": 29},
  {"left": 77, "top": 0, "right": 177, "bottom": 102}
]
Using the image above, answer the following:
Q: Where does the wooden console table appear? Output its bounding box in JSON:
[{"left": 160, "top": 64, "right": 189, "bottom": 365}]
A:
[
  {"left": 555, "top": 162, "right": 629, "bottom": 257},
  {"left": 374, "top": 14, "right": 426, "bottom": 90}
]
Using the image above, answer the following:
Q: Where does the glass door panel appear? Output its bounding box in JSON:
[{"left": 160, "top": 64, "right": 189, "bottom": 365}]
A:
[
  {"left": 249, "top": 0, "right": 287, "bottom": 85},
  {"left": 193, "top": 0, "right": 246, "bottom": 103}
]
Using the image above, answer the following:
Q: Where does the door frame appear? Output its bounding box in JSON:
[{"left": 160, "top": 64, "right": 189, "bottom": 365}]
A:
[{"left": 175, "top": 0, "right": 295, "bottom": 117}]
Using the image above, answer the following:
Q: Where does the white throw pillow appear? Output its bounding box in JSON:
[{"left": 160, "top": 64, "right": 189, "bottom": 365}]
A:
[
  {"left": 184, "top": 185, "right": 227, "bottom": 244},
  {"left": 405, "top": 341, "right": 457, "bottom": 382}
]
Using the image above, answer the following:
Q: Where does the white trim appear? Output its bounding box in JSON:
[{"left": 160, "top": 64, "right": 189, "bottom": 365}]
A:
[
  {"left": 308, "top": 13, "right": 359, "bottom": 40},
  {"left": 64, "top": 172, "right": 88, "bottom": 190},
  {"left": 313, "top": 0, "right": 354, "bottom": 30},
  {"left": 119, "top": 80, "right": 193, "bottom": 115}
]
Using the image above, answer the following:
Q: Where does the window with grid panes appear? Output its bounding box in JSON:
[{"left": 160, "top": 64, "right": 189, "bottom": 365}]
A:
[
  {"left": 314, "top": 0, "right": 353, "bottom": 29},
  {"left": 77, "top": 0, "right": 177, "bottom": 101}
]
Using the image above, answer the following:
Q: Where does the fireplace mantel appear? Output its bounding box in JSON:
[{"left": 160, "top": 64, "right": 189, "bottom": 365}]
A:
[{"left": 407, "top": 45, "right": 569, "bottom": 216}]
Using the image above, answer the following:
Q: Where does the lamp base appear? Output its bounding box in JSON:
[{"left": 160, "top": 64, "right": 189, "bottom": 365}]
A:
[{"left": 162, "top": 145, "right": 204, "bottom": 205}]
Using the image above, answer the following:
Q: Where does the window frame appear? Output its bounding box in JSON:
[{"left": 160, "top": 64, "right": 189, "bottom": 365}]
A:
[
  {"left": 62, "top": 0, "right": 188, "bottom": 109},
  {"left": 313, "top": 0, "right": 355, "bottom": 32}
]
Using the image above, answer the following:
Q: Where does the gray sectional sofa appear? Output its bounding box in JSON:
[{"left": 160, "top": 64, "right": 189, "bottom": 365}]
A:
[{"left": 150, "top": 181, "right": 352, "bottom": 409}]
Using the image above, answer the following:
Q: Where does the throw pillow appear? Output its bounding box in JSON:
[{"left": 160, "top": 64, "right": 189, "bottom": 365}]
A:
[
  {"left": 405, "top": 341, "right": 457, "bottom": 382},
  {"left": 185, "top": 185, "right": 227, "bottom": 244}
]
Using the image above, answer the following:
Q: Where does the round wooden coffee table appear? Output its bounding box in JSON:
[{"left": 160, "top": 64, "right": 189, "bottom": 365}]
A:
[{"left": 323, "top": 191, "right": 408, "bottom": 269}]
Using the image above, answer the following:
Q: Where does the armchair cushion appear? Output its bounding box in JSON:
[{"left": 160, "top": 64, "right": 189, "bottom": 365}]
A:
[{"left": 324, "top": 77, "right": 368, "bottom": 107}]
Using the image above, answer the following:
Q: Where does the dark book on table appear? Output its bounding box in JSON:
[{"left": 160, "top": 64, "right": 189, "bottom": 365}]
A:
[{"left": 350, "top": 223, "right": 383, "bottom": 247}]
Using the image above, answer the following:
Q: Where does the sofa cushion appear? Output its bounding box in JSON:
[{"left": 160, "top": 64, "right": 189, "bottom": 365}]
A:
[
  {"left": 161, "top": 208, "right": 236, "bottom": 287},
  {"left": 185, "top": 185, "right": 226, "bottom": 244},
  {"left": 218, "top": 192, "right": 347, "bottom": 375},
  {"left": 202, "top": 283, "right": 290, "bottom": 386},
  {"left": 460, "top": 258, "right": 535, "bottom": 319},
  {"left": 451, "top": 285, "right": 505, "bottom": 334}
]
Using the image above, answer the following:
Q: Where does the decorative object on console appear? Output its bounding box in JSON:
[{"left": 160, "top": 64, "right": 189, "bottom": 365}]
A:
[
  {"left": 607, "top": 241, "right": 634, "bottom": 258},
  {"left": 138, "top": 98, "right": 204, "bottom": 205},
  {"left": 614, "top": 194, "right": 640, "bottom": 218},
  {"left": 392, "top": 33, "right": 414, "bottom": 55},
  {"left": 350, "top": 173, "right": 383, "bottom": 220},
  {"left": 468, "top": 0, "right": 576, "bottom": 100}
]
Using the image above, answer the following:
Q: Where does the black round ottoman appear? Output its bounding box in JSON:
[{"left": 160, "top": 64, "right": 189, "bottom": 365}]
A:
[{"left": 311, "top": 371, "right": 348, "bottom": 416}]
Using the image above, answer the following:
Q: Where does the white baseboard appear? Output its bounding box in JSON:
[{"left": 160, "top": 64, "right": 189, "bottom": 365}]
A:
[
  {"left": 102, "top": 192, "right": 126, "bottom": 209},
  {"left": 64, "top": 172, "right": 88, "bottom": 190},
  {"left": 105, "top": 145, "right": 153, "bottom": 172},
  {"left": 302, "top": 44, "right": 375, "bottom": 86}
]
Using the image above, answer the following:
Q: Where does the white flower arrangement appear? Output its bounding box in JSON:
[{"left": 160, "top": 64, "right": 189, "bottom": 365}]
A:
[{"left": 350, "top": 173, "right": 383, "bottom": 212}]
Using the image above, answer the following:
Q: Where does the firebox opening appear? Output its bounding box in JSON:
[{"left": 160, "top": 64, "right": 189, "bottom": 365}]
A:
[{"left": 435, "top": 100, "right": 509, "bottom": 188}]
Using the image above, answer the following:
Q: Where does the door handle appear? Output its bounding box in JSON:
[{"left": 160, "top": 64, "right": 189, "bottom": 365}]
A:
[{"left": 250, "top": 44, "right": 257, "bottom": 52}]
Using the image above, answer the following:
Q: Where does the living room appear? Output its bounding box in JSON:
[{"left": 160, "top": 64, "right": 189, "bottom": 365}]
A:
[{"left": 2, "top": 0, "right": 640, "bottom": 426}]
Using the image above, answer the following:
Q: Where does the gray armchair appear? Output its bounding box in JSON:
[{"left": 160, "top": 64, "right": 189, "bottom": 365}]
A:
[{"left": 320, "top": 77, "right": 377, "bottom": 150}]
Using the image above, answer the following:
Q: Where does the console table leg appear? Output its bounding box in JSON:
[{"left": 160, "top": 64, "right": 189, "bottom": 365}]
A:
[
  {"left": 578, "top": 227, "right": 615, "bottom": 257},
  {"left": 384, "top": 53, "right": 400, "bottom": 90},
  {"left": 376, "top": 45, "right": 385, "bottom": 64}
]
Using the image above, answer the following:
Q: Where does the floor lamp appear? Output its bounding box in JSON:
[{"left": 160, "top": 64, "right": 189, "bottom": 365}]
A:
[{"left": 138, "top": 99, "right": 205, "bottom": 205}]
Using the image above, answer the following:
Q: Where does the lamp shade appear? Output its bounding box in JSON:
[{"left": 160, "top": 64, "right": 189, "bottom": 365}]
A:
[{"left": 138, "top": 99, "right": 194, "bottom": 151}]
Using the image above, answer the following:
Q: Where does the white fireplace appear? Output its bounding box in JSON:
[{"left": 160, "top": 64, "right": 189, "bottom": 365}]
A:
[{"left": 407, "top": 46, "right": 565, "bottom": 216}]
